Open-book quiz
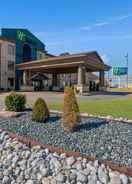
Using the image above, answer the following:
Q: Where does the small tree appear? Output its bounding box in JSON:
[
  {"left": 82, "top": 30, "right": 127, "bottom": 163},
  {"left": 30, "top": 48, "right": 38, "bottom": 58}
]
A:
[
  {"left": 5, "top": 91, "right": 26, "bottom": 112},
  {"left": 62, "top": 86, "right": 80, "bottom": 132},
  {"left": 32, "top": 98, "right": 49, "bottom": 123}
]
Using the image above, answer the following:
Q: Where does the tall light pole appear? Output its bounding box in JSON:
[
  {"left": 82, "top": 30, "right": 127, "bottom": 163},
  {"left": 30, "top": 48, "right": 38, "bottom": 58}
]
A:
[{"left": 125, "top": 53, "right": 128, "bottom": 88}]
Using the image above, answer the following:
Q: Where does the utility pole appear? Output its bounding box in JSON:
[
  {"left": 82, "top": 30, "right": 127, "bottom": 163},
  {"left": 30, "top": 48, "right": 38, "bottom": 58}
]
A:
[{"left": 125, "top": 53, "right": 128, "bottom": 88}]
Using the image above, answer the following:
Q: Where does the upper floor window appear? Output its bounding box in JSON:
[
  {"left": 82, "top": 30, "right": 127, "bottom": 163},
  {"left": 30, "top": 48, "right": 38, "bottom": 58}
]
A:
[
  {"left": 0, "top": 44, "right": 1, "bottom": 58},
  {"left": 8, "top": 45, "right": 15, "bottom": 55},
  {"left": 23, "top": 44, "right": 31, "bottom": 62},
  {"left": 8, "top": 61, "right": 15, "bottom": 71},
  {"left": 38, "top": 53, "right": 43, "bottom": 60},
  {"left": 37, "top": 51, "right": 45, "bottom": 60}
]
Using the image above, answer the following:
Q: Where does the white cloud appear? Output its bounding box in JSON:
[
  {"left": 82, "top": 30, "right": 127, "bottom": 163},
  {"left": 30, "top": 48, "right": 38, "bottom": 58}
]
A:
[
  {"left": 80, "top": 22, "right": 109, "bottom": 31},
  {"left": 80, "top": 26, "right": 92, "bottom": 31},
  {"left": 94, "top": 21, "right": 110, "bottom": 27},
  {"left": 81, "top": 34, "right": 132, "bottom": 41},
  {"left": 114, "top": 14, "right": 132, "bottom": 21},
  {"left": 80, "top": 13, "right": 132, "bottom": 31}
]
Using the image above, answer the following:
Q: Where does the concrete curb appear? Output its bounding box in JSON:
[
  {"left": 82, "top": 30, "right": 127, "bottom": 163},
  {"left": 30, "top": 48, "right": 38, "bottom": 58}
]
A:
[
  {"left": 1, "top": 110, "right": 131, "bottom": 124},
  {"left": 0, "top": 111, "right": 26, "bottom": 118},
  {"left": 1, "top": 128, "right": 132, "bottom": 177},
  {"left": 50, "top": 110, "right": 132, "bottom": 124}
]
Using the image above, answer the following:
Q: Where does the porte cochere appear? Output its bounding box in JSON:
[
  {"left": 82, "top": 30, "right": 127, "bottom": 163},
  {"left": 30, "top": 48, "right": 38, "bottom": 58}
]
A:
[{"left": 17, "top": 51, "right": 111, "bottom": 94}]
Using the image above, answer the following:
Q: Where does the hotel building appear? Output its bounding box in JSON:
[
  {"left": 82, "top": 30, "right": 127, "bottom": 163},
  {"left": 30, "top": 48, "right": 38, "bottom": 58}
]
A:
[
  {"left": 0, "top": 37, "right": 15, "bottom": 90},
  {"left": 0, "top": 28, "right": 111, "bottom": 93}
]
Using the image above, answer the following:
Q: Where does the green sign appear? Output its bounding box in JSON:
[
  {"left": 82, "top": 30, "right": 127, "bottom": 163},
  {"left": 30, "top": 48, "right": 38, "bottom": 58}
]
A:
[
  {"left": 112, "top": 67, "right": 128, "bottom": 76},
  {"left": 17, "top": 30, "right": 26, "bottom": 41},
  {"left": 17, "top": 30, "right": 37, "bottom": 43}
]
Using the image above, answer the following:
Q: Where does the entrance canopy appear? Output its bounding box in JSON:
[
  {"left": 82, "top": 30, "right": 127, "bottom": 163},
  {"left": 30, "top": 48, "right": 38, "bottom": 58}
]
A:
[{"left": 17, "top": 51, "right": 111, "bottom": 73}]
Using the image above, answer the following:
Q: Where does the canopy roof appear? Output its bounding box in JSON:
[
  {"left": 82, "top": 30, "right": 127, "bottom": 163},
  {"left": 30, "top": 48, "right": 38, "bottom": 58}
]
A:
[
  {"left": 30, "top": 73, "right": 48, "bottom": 81},
  {"left": 17, "top": 51, "right": 111, "bottom": 73}
]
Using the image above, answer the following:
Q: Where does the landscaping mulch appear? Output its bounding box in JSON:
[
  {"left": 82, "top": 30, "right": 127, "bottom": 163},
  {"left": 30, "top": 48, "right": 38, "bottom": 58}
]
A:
[{"left": 0, "top": 112, "right": 131, "bottom": 167}]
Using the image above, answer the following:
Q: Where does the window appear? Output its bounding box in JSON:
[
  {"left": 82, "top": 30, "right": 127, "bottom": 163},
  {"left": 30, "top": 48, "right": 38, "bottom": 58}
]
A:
[
  {"left": 8, "top": 61, "right": 15, "bottom": 71},
  {"left": 8, "top": 45, "right": 15, "bottom": 55},
  {"left": 39, "top": 53, "right": 42, "bottom": 59},
  {"left": 23, "top": 44, "right": 31, "bottom": 62},
  {"left": 8, "top": 78, "right": 14, "bottom": 87},
  {"left": 0, "top": 43, "right": 1, "bottom": 62},
  {"left": 37, "top": 53, "right": 42, "bottom": 60},
  {"left": 37, "top": 51, "right": 45, "bottom": 60}
]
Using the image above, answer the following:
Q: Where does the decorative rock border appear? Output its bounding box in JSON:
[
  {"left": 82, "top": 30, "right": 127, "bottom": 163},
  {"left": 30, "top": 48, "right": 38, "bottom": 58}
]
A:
[
  {"left": 1, "top": 128, "right": 132, "bottom": 177},
  {"left": 0, "top": 109, "right": 131, "bottom": 123},
  {"left": 50, "top": 110, "right": 132, "bottom": 124}
]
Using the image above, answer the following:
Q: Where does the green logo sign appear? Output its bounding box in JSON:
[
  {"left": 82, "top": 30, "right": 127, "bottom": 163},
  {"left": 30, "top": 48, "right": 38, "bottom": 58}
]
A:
[
  {"left": 17, "top": 30, "right": 26, "bottom": 41},
  {"left": 17, "top": 30, "right": 37, "bottom": 44},
  {"left": 112, "top": 67, "right": 128, "bottom": 76}
]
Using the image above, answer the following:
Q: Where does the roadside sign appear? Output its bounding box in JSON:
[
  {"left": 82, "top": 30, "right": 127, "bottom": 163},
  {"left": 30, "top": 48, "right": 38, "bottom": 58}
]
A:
[{"left": 112, "top": 67, "right": 128, "bottom": 76}]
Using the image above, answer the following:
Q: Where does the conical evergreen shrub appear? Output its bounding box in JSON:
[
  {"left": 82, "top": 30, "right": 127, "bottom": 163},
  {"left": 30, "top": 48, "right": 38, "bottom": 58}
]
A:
[
  {"left": 62, "top": 86, "right": 80, "bottom": 132},
  {"left": 32, "top": 98, "right": 49, "bottom": 123}
]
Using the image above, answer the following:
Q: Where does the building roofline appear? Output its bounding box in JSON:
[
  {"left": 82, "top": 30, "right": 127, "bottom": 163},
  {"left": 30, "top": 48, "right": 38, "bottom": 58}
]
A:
[
  {"left": 45, "top": 53, "right": 55, "bottom": 57},
  {"left": 0, "top": 36, "right": 16, "bottom": 43},
  {"left": 17, "top": 51, "right": 101, "bottom": 65},
  {"left": 1, "top": 28, "right": 45, "bottom": 47},
  {"left": 17, "top": 51, "right": 111, "bottom": 71},
  {"left": 17, "top": 52, "right": 90, "bottom": 66}
]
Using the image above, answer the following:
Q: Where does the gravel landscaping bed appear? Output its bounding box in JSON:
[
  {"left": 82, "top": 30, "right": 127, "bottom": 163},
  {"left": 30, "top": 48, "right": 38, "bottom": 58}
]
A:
[
  {"left": 0, "top": 112, "right": 131, "bottom": 168},
  {"left": 0, "top": 129, "right": 132, "bottom": 184}
]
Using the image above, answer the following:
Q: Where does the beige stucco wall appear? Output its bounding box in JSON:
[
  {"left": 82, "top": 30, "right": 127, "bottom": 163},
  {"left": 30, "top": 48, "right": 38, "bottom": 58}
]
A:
[
  {"left": 0, "top": 39, "right": 15, "bottom": 90},
  {"left": 37, "top": 50, "right": 46, "bottom": 60}
]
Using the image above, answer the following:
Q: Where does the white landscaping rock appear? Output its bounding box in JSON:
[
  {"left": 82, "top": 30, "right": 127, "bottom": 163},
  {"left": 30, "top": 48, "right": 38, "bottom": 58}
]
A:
[
  {"left": 120, "top": 174, "right": 128, "bottom": 184},
  {"left": 25, "top": 180, "right": 35, "bottom": 184},
  {"left": 109, "top": 171, "right": 121, "bottom": 184},
  {"left": 98, "top": 166, "right": 108, "bottom": 184},
  {"left": 66, "top": 156, "right": 75, "bottom": 168},
  {"left": 40, "top": 167, "right": 49, "bottom": 177},
  {"left": 77, "top": 171, "right": 88, "bottom": 183},
  {"left": 56, "top": 172, "right": 65, "bottom": 183},
  {"left": 0, "top": 130, "right": 130, "bottom": 184},
  {"left": 88, "top": 173, "right": 97, "bottom": 184},
  {"left": 2, "top": 176, "right": 10, "bottom": 184}
]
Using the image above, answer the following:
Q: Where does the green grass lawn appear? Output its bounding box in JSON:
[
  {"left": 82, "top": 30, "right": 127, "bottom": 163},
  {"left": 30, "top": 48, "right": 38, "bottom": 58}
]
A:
[
  {"left": 49, "top": 98, "right": 132, "bottom": 119},
  {"left": 109, "top": 87, "right": 132, "bottom": 93}
]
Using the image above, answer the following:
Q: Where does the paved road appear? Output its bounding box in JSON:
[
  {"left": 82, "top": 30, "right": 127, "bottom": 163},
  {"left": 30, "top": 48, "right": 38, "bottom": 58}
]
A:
[
  {"left": 0, "top": 91, "right": 132, "bottom": 110},
  {"left": 22, "top": 91, "right": 132, "bottom": 102}
]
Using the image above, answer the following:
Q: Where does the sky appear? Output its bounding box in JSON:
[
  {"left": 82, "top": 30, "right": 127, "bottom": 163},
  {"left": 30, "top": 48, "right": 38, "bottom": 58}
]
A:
[{"left": 0, "top": 0, "right": 132, "bottom": 73}]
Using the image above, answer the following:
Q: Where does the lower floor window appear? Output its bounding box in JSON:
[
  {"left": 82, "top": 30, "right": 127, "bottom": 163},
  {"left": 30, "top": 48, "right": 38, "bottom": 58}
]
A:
[{"left": 8, "top": 78, "right": 14, "bottom": 87}]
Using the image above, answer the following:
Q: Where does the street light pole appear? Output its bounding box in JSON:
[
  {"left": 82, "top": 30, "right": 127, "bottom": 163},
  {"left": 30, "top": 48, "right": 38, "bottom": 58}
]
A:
[{"left": 125, "top": 53, "right": 128, "bottom": 88}]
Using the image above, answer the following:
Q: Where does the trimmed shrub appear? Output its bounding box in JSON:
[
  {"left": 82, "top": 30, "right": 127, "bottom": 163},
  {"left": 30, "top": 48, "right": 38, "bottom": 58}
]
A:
[
  {"left": 5, "top": 92, "right": 26, "bottom": 112},
  {"left": 32, "top": 98, "right": 49, "bottom": 123},
  {"left": 62, "top": 86, "right": 80, "bottom": 132}
]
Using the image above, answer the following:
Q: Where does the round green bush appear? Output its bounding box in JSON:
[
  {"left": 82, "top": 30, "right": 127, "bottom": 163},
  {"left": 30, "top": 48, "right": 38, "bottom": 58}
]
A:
[
  {"left": 5, "top": 92, "right": 26, "bottom": 112},
  {"left": 32, "top": 98, "right": 49, "bottom": 123}
]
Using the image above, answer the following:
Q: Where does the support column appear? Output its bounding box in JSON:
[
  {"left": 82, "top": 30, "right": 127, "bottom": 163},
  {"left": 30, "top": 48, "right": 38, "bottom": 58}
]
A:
[
  {"left": 77, "top": 66, "right": 87, "bottom": 95},
  {"left": 23, "top": 70, "right": 31, "bottom": 86},
  {"left": 28, "top": 70, "right": 31, "bottom": 86},
  {"left": 23, "top": 70, "right": 28, "bottom": 86},
  {"left": 52, "top": 73, "right": 57, "bottom": 87},
  {"left": 22, "top": 70, "right": 33, "bottom": 91},
  {"left": 77, "top": 66, "right": 84, "bottom": 86},
  {"left": 99, "top": 71, "right": 105, "bottom": 86},
  {"left": 57, "top": 74, "right": 60, "bottom": 88},
  {"left": 77, "top": 66, "right": 86, "bottom": 85}
]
